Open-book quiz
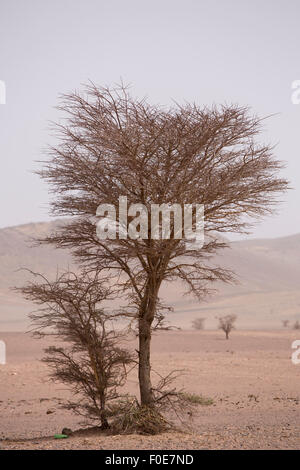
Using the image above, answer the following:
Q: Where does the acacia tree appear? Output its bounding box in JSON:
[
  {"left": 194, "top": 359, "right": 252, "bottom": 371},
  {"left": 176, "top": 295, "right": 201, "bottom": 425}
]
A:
[
  {"left": 282, "top": 319, "right": 289, "bottom": 328},
  {"left": 39, "top": 84, "right": 288, "bottom": 407},
  {"left": 19, "top": 270, "right": 133, "bottom": 428},
  {"left": 218, "top": 314, "right": 237, "bottom": 339},
  {"left": 293, "top": 320, "right": 300, "bottom": 330}
]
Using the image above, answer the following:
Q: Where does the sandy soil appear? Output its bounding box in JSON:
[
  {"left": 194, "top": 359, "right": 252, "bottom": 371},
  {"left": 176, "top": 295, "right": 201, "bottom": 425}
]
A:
[{"left": 1, "top": 329, "right": 300, "bottom": 450}]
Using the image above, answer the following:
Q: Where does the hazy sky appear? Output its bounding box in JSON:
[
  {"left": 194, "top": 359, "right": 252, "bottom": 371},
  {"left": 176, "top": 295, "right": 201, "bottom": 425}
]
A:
[{"left": 0, "top": 0, "right": 299, "bottom": 239}]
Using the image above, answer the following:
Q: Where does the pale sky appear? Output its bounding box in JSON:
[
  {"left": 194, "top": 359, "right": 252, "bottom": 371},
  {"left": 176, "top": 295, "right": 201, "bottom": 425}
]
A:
[{"left": 0, "top": 0, "right": 299, "bottom": 239}]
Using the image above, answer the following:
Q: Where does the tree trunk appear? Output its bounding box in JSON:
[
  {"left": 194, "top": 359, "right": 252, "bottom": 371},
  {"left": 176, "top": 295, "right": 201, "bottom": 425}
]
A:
[
  {"left": 100, "top": 412, "right": 109, "bottom": 429},
  {"left": 138, "top": 277, "right": 161, "bottom": 407},
  {"left": 139, "top": 268, "right": 162, "bottom": 406},
  {"left": 100, "top": 393, "right": 110, "bottom": 429},
  {"left": 138, "top": 316, "right": 153, "bottom": 406},
  {"left": 226, "top": 331, "right": 229, "bottom": 340}
]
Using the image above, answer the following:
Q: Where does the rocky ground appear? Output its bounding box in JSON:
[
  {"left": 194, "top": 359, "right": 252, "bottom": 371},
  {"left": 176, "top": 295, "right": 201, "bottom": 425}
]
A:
[{"left": 1, "top": 329, "right": 300, "bottom": 450}]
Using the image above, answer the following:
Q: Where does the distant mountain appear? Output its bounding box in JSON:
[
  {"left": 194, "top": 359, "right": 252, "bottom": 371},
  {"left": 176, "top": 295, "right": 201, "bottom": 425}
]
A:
[
  {"left": 164, "top": 233, "right": 300, "bottom": 329},
  {"left": 0, "top": 220, "right": 71, "bottom": 289},
  {"left": 0, "top": 220, "right": 72, "bottom": 330},
  {"left": 212, "top": 233, "right": 300, "bottom": 293},
  {"left": 0, "top": 220, "right": 299, "bottom": 330}
]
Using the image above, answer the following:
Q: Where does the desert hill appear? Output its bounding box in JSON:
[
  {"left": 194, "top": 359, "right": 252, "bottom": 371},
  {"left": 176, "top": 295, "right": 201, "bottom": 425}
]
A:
[{"left": 0, "top": 220, "right": 299, "bottom": 330}]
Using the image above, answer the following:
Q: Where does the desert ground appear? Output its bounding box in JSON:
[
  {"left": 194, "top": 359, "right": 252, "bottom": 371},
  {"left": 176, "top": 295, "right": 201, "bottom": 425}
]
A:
[{"left": 1, "top": 329, "right": 300, "bottom": 450}]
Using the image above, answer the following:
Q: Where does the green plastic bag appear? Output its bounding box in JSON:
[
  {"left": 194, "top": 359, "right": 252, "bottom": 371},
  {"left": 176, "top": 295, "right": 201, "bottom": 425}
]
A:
[{"left": 54, "top": 433, "right": 68, "bottom": 439}]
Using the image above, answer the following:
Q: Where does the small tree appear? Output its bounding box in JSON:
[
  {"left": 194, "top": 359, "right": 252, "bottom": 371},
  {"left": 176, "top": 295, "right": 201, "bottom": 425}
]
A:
[
  {"left": 18, "top": 270, "right": 134, "bottom": 429},
  {"left": 192, "top": 317, "right": 206, "bottom": 330},
  {"left": 293, "top": 320, "right": 300, "bottom": 330},
  {"left": 218, "top": 314, "right": 237, "bottom": 339},
  {"left": 282, "top": 320, "right": 289, "bottom": 328}
]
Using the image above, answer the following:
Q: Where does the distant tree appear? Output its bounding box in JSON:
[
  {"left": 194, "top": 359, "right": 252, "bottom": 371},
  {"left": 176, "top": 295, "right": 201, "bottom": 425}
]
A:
[
  {"left": 18, "top": 270, "right": 134, "bottom": 429},
  {"left": 282, "top": 319, "right": 290, "bottom": 328},
  {"left": 192, "top": 317, "right": 206, "bottom": 330},
  {"left": 293, "top": 320, "right": 300, "bottom": 330},
  {"left": 37, "top": 83, "right": 288, "bottom": 408},
  {"left": 218, "top": 314, "right": 237, "bottom": 339}
]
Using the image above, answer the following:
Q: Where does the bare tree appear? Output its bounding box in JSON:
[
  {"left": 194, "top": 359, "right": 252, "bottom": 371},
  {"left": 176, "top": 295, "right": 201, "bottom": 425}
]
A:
[
  {"left": 282, "top": 319, "right": 289, "bottom": 328},
  {"left": 38, "top": 83, "right": 288, "bottom": 407},
  {"left": 218, "top": 314, "right": 237, "bottom": 339},
  {"left": 192, "top": 317, "right": 206, "bottom": 330},
  {"left": 18, "top": 270, "right": 134, "bottom": 429}
]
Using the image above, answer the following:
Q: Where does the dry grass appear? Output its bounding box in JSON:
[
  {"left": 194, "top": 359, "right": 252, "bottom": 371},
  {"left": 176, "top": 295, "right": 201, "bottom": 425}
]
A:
[
  {"left": 179, "top": 392, "right": 214, "bottom": 406},
  {"left": 108, "top": 398, "right": 170, "bottom": 435}
]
